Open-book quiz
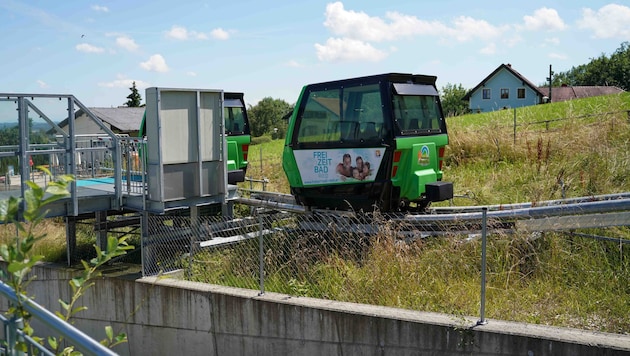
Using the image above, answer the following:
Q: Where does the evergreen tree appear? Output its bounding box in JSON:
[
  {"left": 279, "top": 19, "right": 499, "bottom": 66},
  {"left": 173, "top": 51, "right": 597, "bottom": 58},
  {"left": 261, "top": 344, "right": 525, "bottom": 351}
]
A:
[{"left": 125, "top": 81, "right": 143, "bottom": 107}]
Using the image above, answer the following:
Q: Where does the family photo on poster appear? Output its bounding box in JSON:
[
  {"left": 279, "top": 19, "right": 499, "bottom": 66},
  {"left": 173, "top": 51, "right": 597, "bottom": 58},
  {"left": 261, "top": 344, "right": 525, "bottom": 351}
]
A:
[
  {"left": 293, "top": 148, "right": 384, "bottom": 185},
  {"left": 336, "top": 153, "right": 371, "bottom": 181}
]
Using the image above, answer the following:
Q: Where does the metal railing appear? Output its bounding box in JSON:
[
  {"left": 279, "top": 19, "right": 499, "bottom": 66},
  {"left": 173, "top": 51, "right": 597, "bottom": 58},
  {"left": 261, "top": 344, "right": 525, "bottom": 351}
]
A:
[
  {"left": 141, "top": 194, "right": 630, "bottom": 328},
  {"left": 0, "top": 281, "right": 117, "bottom": 356}
]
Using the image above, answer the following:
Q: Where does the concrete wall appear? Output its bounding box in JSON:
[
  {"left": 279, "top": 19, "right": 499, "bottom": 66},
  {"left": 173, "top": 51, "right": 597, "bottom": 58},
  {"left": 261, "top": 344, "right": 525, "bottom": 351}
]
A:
[{"left": 9, "top": 264, "right": 630, "bottom": 355}]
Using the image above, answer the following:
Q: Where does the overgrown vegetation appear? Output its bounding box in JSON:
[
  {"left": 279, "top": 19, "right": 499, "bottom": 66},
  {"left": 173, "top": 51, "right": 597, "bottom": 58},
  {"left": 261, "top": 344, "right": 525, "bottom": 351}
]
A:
[
  {"left": 229, "top": 92, "right": 630, "bottom": 334},
  {"left": 0, "top": 170, "right": 131, "bottom": 354}
]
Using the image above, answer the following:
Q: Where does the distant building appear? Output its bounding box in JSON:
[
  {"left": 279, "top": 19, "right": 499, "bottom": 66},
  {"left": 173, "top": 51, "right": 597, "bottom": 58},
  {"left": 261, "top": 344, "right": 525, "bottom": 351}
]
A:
[
  {"left": 53, "top": 107, "right": 145, "bottom": 170},
  {"left": 463, "top": 63, "right": 545, "bottom": 113},
  {"left": 464, "top": 63, "right": 625, "bottom": 113},
  {"left": 538, "top": 85, "right": 624, "bottom": 102},
  {"left": 56, "top": 107, "right": 145, "bottom": 137}
]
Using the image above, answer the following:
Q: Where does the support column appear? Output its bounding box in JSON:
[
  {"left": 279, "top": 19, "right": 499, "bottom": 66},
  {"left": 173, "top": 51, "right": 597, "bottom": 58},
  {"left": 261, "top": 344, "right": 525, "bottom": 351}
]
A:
[
  {"left": 95, "top": 211, "right": 108, "bottom": 251},
  {"left": 140, "top": 211, "right": 152, "bottom": 277},
  {"left": 65, "top": 216, "right": 77, "bottom": 266}
]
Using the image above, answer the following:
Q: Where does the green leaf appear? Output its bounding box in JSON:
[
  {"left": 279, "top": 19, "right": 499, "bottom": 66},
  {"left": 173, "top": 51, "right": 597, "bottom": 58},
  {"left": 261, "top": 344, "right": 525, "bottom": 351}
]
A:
[
  {"left": 1, "top": 196, "right": 20, "bottom": 223},
  {"left": 105, "top": 325, "right": 113, "bottom": 340},
  {"left": 48, "top": 336, "right": 58, "bottom": 349},
  {"left": 59, "top": 300, "right": 70, "bottom": 312},
  {"left": 71, "top": 306, "right": 87, "bottom": 315},
  {"left": 115, "top": 333, "right": 127, "bottom": 342},
  {"left": 7, "top": 261, "right": 28, "bottom": 273}
]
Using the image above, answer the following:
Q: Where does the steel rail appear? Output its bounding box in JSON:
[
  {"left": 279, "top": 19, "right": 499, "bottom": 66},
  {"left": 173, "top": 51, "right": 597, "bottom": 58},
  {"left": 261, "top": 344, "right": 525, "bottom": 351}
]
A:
[
  {"left": 399, "top": 198, "right": 630, "bottom": 222},
  {"left": 431, "top": 192, "right": 630, "bottom": 214}
]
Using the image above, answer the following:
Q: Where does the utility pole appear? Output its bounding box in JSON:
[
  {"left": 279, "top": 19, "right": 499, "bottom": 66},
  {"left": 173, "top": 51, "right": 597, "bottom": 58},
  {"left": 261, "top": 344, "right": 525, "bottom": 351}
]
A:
[{"left": 546, "top": 64, "right": 554, "bottom": 103}]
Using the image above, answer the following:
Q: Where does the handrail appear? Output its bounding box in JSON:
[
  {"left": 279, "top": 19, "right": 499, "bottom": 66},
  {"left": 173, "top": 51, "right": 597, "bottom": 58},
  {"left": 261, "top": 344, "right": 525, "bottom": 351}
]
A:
[{"left": 0, "top": 281, "right": 118, "bottom": 356}]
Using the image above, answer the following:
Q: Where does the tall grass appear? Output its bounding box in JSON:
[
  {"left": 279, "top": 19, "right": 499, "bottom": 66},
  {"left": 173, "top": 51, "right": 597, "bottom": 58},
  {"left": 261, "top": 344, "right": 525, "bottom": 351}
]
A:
[
  {"left": 0, "top": 219, "right": 68, "bottom": 262},
  {"left": 225, "top": 93, "right": 630, "bottom": 333},
  {"left": 444, "top": 93, "right": 630, "bottom": 204}
]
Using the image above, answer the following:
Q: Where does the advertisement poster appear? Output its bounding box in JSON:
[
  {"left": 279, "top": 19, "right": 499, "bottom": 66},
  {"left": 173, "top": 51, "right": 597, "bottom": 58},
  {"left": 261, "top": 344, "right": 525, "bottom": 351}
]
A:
[{"left": 294, "top": 148, "right": 385, "bottom": 185}]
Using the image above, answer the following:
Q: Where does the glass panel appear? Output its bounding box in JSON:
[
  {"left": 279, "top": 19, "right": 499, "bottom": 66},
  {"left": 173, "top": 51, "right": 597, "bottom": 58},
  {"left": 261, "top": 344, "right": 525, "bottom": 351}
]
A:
[
  {"left": 224, "top": 106, "right": 246, "bottom": 135},
  {"left": 296, "top": 84, "right": 384, "bottom": 144},
  {"left": 393, "top": 94, "right": 443, "bottom": 133}
]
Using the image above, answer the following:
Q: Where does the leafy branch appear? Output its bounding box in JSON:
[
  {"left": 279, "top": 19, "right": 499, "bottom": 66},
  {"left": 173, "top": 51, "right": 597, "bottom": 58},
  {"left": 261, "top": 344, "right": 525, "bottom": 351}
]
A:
[{"left": 0, "top": 167, "right": 130, "bottom": 354}]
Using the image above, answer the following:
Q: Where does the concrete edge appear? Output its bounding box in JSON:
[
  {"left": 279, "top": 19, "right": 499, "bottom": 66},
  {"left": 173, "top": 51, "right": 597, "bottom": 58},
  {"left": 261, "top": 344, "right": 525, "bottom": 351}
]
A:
[{"left": 137, "top": 276, "right": 630, "bottom": 352}]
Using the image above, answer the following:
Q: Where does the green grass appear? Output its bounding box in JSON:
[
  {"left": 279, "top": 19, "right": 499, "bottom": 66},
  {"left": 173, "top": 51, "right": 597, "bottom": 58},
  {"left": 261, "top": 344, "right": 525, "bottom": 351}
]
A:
[{"left": 221, "top": 93, "right": 630, "bottom": 334}]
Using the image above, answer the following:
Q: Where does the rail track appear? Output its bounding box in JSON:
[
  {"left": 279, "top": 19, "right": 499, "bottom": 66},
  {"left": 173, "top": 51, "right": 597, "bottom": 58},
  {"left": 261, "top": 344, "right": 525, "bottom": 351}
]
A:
[{"left": 235, "top": 190, "right": 630, "bottom": 235}]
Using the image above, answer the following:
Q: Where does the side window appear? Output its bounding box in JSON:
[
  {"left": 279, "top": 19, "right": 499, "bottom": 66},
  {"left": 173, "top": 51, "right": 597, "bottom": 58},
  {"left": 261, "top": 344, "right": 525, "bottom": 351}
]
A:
[
  {"left": 297, "top": 89, "right": 340, "bottom": 143},
  {"left": 350, "top": 85, "right": 383, "bottom": 141},
  {"left": 517, "top": 88, "right": 525, "bottom": 99},
  {"left": 296, "top": 84, "right": 383, "bottom": 144},
  {"left": 482, "top": 88, "right": 491, "bottom": 100},
  {"left": 224, "top": 107, "right": 245, "bottom": 134},
  {"left": 501, "top": 88, "right": 509, "bottom": 99}
]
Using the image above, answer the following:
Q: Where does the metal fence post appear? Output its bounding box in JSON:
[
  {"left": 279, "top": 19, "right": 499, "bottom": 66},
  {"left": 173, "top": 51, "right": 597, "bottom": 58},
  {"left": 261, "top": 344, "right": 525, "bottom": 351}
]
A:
[
  {"left": 259, "top": 146, "right": 263, "bottom": 174},
  {"left": 258, "top": 213, "right": 265, "bottom": 295},
  {"left": 513, "top": 108, "right": 517, "bottom": 145},
  {"left": 7, "top": 315, "right": 25, "bottom": 356},
  {"left": 477, "top": 207, "right": 488, "bottom": 326}
]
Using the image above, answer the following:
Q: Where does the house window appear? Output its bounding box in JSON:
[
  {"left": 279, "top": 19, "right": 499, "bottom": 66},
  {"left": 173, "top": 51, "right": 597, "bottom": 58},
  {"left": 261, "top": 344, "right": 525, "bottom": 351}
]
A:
[
  {"left": 517, "top": 88, "right": 525, "bottom": 99},
  {"left": 501, "top": 88, "right": 509, "bottom": 99},
  {"left": 482, "top": 88, "right": 491, "bottom": 100}
]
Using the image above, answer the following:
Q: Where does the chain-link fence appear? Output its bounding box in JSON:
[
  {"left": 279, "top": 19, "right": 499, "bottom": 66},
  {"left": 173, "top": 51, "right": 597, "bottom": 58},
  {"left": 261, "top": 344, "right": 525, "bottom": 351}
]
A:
[{"left": 141, "top": 203, "right": 630, "bottom": 330}]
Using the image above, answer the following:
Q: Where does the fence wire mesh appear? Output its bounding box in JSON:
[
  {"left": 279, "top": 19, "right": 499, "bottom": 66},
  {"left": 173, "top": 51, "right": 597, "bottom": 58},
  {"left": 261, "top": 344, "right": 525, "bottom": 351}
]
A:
[{"left": 142, "top": 205, "right": 630, "bottom": 314}]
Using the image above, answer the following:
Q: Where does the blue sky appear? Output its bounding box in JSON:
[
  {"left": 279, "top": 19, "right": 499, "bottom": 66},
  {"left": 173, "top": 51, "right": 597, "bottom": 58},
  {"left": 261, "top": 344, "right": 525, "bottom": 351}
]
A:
[{"left": 1, "top": 0, "right": 629, "bottom": 112}]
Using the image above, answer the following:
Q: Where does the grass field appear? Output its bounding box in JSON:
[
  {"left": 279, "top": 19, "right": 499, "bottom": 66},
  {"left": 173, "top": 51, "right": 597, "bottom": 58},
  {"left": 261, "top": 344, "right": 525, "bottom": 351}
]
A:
[{"left": 232, "top": 93, "right": 630, "bottom": 334}]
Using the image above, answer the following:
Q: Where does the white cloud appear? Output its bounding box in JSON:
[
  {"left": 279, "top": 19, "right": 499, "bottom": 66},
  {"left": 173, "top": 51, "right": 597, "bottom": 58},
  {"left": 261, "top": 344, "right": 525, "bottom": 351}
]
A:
[
  {"left": 504, "top": 34, "right": 523, "bottom": 47},
  {"left": 165, "top": 25, "right": 188, "bottom": 40},
  {"left": 195, "top": 32, "right": 209, "bottom": 40},
  {"left": 285, "top": 60, "right": 302, "bottom": 68},
  {"left": 116, "top": 36, "right": 138, "bottom": 51},
  {"left": 479, "top": 42, "right": 496, "bottom": 55},
  {"left": 523, "top": 7, "right": 567, "bottom": 31},
  {"left": 324, "top": 2, "right": 441, "bottom": 41},
  {"left": 140, "top": 54, "right": 169, "bottom": 72},
  {"left": 323, "top": 2, "right": 505, "bottom": 43},
  {"left": 36, "top": 80, "right": 48, "bottom": 88},
  {"left": 75, "top": 43, "right": 104, "bottom": 53},
  {"left": 315, "top": 37, "right": 387, "bottom": 62},
  {"left": 91, "top": 5, "right": 109, "bottom": 12},
  {"left": 545, "top": 37, "right": 560, "bottom": 45},
  {"left": 578, "top": 4, "right": 630, "bottom": 39},
  {"left": 186, "top": 71, "right": 197, "bottom": 77},
  {"left": 211, "top": 28, "right": 229, "bottom": 40},
  {"left": 165, "top": 25, "right": 215, "bottom": 40},
  {"left": 98, "top": 76, "right": 149, "bottom": 89},
  {"left": 448, "top": 16, "right": 506, "bottom": 42}
]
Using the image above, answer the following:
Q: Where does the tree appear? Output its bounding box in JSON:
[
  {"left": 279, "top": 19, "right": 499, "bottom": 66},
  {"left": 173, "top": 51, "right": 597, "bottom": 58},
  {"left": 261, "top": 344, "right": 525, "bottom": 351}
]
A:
[
  {"left": 552, "top": 41, "right": 630, "bottom": 91},
  {"left": 248, "top": 97, "right": 293, "bottom": 137},
  {"left": 440, "top": 83, "right": 469, "bottom": 117},
  {"left": 125, "top": 81, "right": 143, "bottom": 107}
]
